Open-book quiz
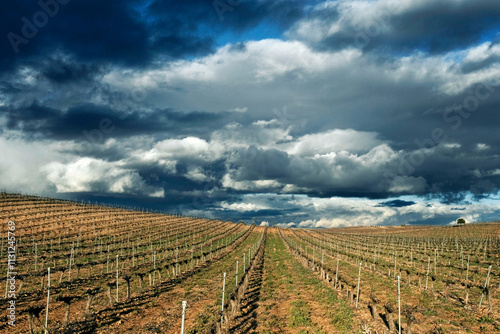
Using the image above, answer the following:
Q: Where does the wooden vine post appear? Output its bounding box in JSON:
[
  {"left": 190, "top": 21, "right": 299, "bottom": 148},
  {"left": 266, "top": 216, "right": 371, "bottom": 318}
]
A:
[
  {"left": 410, "top": 246, "right": 413, "bottom": 267},
  {"left": 425, "top": 256, "right": 430, "bottom": 290},
  {"left": 221, "top": 272, "right": 226, "bottom": 327},
  {"left": 235, "top": 260, "right": 239, "bottom": 285},
  {"left": 68, "top": 248, "right": 73, "bottom": 280},
  {"left": 313, "top": 247, "right": 315, "bottom": 268},
  {"left": 398, "top": 275, "right": 401, "bottom": 334},
  {"left": 321, "top": 248, "right": 324, "bottom": 272},
  {"left": 44, "top": 267, "right": 50, "bottom": 334},
  {"left": 181, "top": 300, "right": 187, "bottom": 334},
  {"left": 434, "top": 249, "right": 437, "bottom": 274},
  {"left": 356, "top": 262, "right": 361, "bottom": 308},
  {"left": 335, "top": 255, "right": 339, "bottom": 289},
  {"left": 132, "top": 246, "right": 135, "bottom": 266},
  {"left": 394, "top": 250, "right": 397, "bottom": 279},
  {"left": 116, "top": 254, "right": 119, "bottom": 302},
  {"left": 465, "top": 255, "right": 470, "bottom": 305},
  {"left": 153, "top": 251, "right": 157, "bottom": 285}
]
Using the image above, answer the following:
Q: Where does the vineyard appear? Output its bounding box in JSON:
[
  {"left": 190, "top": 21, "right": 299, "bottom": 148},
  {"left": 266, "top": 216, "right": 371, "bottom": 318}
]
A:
[{"left": 0, "top": 193, "right": 499, "bottom": 333}]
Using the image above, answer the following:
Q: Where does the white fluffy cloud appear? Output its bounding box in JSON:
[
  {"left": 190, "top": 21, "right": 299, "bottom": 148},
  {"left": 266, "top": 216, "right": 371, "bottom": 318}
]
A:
[
  {"left": 42, "top": 157, "right": 164, "bottom": 197},
  {"left": 281, "top": 129, "right": 382, "bottom": 156},
  {"left": 221, "top": 174, "right": 282, "bottom": 192},
  {"left": 152, "top": 137, "right": 222, "bottom": 161},
  {"left": 0, "top": 137, "right": 59, "bottom": 194},
  {"left": 221, "top": 201, "right": 269, "bottom": 212},
  {"left": 211, "top": 121, "right": 293, "bottom": 150},
  {"left": 102, "top": 38, "right": 363, "bottom": 115}
]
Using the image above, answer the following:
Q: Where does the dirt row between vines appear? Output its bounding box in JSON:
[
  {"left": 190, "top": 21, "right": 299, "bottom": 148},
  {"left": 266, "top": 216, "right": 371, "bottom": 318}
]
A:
[
  {"left": 230, "top": 229, "right": 357, "bottom": 334},
  {"left": 94, "top": 228, "right": 265, "bottom": 334}
]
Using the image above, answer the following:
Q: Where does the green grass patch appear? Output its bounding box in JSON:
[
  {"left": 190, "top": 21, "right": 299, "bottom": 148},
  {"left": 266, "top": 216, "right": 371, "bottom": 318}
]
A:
[{"left": 288, "top": 300, "right": 313, "bottom": 327}]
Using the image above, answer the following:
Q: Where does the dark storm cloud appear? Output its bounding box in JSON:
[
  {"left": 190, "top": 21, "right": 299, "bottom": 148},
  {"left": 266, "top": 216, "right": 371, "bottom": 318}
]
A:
[
  {"left": 0, "top": 0, "right": 308, "bottom": 73},
  {"left": 293, "top": 0, "right": 500, "bottom": 55},
  {"left": 1, "top": 102, "right": 226, "bottom": 141},
  {"left": 405, "top": 148, "right": 500, "bottom": 197},
  {"left": 147, "top": 0, "right": 307, "bottom": 33},
  {"left": 41, "top": 58, "right": 104, "bottom": 84},
  {"left": 226, "top": 209, "right": 289, "bottom": 219},
  {"left": 222, "top": 138, "right": 500, "bottom": 204},
  {"left": 1, "top": 1, "right": 150, "bottom": 72},
  {"left": 376, "top": 200, "right": 416, "bottom": 208},
  {"left": 226, "top": 145, "right": 398, "bottom": 198},
  {"left": 229, "top": 146, "right": 290, "bottom": 181},
  {"left": 378, "top": 83, "right": 500, "bottom": 203},
  {"left": 334, "top": 74, "right": 500, "bottom": 155}
]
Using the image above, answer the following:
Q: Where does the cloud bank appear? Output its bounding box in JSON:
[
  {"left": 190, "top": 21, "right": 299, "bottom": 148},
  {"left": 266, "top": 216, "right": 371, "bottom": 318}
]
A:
[{"left": 1, "top": 0, "right": 499, "bottom": 226}]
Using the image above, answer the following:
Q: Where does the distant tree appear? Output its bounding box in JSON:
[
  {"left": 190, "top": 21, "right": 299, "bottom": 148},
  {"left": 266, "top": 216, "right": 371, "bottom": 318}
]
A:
[{"left": 457, "top": 218, "right": 466, "bottom": 225}]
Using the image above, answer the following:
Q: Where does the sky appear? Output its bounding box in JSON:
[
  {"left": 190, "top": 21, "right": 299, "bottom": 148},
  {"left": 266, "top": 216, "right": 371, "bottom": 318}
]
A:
[{"left": 1, "top": 0, "right": 500, "bottom": 227}]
